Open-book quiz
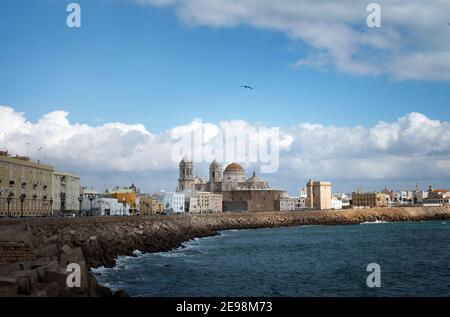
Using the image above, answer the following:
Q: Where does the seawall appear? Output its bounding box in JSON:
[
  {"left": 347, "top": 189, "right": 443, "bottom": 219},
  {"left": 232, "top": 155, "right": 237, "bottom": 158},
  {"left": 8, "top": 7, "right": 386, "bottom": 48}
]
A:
[{"left": 1, "top": 206, "right": 450, "bottom": 296}]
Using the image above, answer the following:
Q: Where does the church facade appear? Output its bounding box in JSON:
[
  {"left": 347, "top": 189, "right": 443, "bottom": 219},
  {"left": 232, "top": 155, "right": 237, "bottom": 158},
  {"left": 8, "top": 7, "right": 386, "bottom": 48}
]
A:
[
  {"left": 177, "top": 157, "right": 269, "bottom": 193},
  {"left": 177, "top": 157, "right": 284, "bottom": 212}
]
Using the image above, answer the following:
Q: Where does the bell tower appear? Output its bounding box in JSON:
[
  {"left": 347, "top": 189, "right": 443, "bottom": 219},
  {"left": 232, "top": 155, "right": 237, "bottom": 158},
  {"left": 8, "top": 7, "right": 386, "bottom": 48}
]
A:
[
  {"left": 178, "top": 156, "right": 194, "bottom": 192},
  {"left": 209, "top": 160, "right": 222, "bottom": 182}
]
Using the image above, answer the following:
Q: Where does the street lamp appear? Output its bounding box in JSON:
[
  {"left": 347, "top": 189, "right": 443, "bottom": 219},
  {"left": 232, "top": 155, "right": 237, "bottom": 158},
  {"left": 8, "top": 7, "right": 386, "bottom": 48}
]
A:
[
  {"left": 19, "top": 192, "right": 26, "bottom": 218},
  {"left": 122, "top": 197, "right": 126, "bottom": 216},
  {"left": 49, "top": 198, "right": 53, "bottom": 216},
  {"left": 6, "top": 192, "right": 13, "bottom": 217},
  {"left": 78, "top": 195, "right": 83, "bottom": 217},
  {"left": 88, "top": 194, "right": 94, "bottom": 217}
]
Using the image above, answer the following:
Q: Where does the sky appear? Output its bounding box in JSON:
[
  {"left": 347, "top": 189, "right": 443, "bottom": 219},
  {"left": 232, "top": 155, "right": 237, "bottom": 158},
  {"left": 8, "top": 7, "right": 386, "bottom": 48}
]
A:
[{"left": 1, "top": 0, "right": 450, "bottom": 195}]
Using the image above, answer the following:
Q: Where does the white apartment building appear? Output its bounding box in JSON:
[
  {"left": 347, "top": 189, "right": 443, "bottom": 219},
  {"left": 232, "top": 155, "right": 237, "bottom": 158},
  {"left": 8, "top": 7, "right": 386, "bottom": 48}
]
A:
[
  {"left": 330, "top": 197, "right": 343, "bottom": 210},
  {"left": 52, "top": 171, "right": 80, "bottom": 214},
  {"left": 91, "top": 197, "right": 130, "bottom": 216},
  {"left": 173, "top": 192, "right": 185, "bottom": 213},
  {"left": 162, "top": 192, "right": 185, "bottom": 213},
  {"left": 279, "top": 196, "right": 306, "bottom": 211}
]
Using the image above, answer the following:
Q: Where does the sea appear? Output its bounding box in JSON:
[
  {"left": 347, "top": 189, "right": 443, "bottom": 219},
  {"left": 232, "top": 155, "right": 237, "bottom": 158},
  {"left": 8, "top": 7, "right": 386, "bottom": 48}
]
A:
[{"left": 92, "top": 221, "right": 450, "bottom": 297}]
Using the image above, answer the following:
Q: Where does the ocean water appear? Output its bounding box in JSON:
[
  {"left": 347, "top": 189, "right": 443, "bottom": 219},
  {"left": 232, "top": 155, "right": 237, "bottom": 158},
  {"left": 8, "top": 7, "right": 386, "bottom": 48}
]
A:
[{"left": 92, "top": 221, "right": 450, "bottom": 297}]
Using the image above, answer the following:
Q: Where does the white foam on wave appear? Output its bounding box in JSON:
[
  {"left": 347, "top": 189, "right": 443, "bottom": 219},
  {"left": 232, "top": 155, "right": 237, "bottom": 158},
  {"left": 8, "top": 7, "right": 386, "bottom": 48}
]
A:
[{"left": 360, "top": 220, "right": 389, "bottom": 225}]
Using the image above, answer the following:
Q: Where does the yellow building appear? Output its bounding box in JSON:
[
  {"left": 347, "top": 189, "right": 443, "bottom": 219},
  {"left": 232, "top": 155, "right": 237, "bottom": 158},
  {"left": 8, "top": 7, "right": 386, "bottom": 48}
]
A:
[
  {"left": 106, "top": 186, "right": 139, "bottom": 215},
  {"left": 352, "top": 192, "right": 388, "bottom": 208},
  {"left": 139, "top": 195, "right": 165, "bottom": 215},
  {"left": 197, "top": 191, "right": 211, "bottom": 213},
  {"left": 0, "top": 151, "right": 54, "bottom": 217}
]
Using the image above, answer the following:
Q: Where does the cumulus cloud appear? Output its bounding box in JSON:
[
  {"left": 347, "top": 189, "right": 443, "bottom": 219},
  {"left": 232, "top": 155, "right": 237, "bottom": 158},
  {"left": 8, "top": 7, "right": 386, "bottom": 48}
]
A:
[
  {"left": 1, "top": 106, "right": 449, "bottom": 192},
  {"left": 133, "top": 0, "right": 450, "bottom": 81}
]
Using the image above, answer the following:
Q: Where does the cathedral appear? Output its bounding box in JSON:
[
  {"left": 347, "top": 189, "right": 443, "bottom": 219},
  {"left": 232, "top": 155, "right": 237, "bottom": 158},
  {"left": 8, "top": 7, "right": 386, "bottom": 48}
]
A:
[{"left": 177, "top": 156, "right": 269, "bottom": 193}]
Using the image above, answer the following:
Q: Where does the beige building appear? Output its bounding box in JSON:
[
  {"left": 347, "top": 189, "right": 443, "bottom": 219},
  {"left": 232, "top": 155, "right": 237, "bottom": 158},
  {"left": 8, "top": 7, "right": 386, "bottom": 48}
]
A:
[
  {"left": 210, "top": 193, "right": 223, "bottom": 213},
  {"left": 52, "top": 171, "right": 80, "bottom": 214},
  {"left": 187, "top": 197, "right": 199, "bottom": 213},
  {"left": 0, "top": 151, "right": 53, "bottom": 217},
  {"left": 306, "top": 180, "right": 332, "bottom": 210},
  {"left": 197, "top": 191, "right": 211, "bottom": 213},
  {"left": 139, "top": 195, "right": 165, "bottom": 215},
  {"left": 352, "top": 192, "right": 388, "bottom": 208}
]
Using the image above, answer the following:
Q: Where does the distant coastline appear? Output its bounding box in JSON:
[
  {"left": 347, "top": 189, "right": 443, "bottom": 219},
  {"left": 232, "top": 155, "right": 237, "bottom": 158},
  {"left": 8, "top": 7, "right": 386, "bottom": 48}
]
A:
[{"left": 1, "top": 206, "right": 450, "bottom": 297}]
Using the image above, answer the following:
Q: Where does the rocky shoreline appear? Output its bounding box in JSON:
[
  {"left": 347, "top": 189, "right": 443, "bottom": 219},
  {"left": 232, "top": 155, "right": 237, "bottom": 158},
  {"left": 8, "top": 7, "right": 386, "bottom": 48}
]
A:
[{"left": 1, "top": 206, "right": 450, "bottom": 297}]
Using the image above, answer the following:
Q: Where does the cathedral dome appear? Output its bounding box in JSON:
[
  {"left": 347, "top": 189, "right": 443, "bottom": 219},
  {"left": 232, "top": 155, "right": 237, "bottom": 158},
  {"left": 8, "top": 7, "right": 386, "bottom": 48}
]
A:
[
  {"left": 224, "top": 163, "right": 244, "bottom": 172},
  {"left": 245, "top": 171, "right": 261, "bottom": 184}
]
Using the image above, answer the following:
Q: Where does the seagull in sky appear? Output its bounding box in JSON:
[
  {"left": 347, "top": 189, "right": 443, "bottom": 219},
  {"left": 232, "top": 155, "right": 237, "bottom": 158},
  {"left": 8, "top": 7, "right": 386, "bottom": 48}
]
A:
[{"left": 240, "top": 85, "right": 253, "bottom": 90}]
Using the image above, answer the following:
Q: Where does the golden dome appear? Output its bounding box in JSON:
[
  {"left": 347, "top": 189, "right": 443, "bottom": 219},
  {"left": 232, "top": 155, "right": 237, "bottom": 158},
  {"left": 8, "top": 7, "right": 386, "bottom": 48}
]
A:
[{"left": 224, "top": 163, "right": 244, "bottom": 172}]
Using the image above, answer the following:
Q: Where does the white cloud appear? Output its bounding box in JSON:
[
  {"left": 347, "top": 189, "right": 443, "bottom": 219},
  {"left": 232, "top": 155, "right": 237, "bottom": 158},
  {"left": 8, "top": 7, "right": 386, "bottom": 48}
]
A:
[
  {"left": 1, "top": 106, "right": 449, "bottom": 192},
  {"left": 133, "top": 0, "right": 450, "bottom": 81}
]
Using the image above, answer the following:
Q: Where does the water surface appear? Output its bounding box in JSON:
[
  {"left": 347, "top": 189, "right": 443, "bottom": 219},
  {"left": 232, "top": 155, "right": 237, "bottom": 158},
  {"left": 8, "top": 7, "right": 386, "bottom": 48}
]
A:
[{"left": 93, "top": 221, "right": 450, "bottom": 296}]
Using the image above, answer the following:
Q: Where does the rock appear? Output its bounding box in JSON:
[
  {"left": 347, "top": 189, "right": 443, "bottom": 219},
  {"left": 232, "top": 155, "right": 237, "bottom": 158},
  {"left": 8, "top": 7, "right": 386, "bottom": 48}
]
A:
[
  {"left": 0, "top": 276, "right": 17, "bottom": 287},
  {"left": 16, "top": 276, "right": 31, "bottom": 295},
  {"left": 44, "top": 268, "right": 69, "bottom": 291},
  {"left": 30, "top": 257, "right": 51, "bottom": 269},
  {"left": 0, "top": 263, "right": 22, "bottom": 275},
  {"left": 0, "top": 277, "right": 18, "bottom": 297},
  {"left": 60, "top": 247, "right": 85, "bottom": 268},
  {"left": 13, "top": 269, "right": 39, "bottom": 286},
  {"left": 61, "top": 245, "right": 73, "bottom": 255},
  {"left": 17, "top": 261, "right": 32, "bottom": 271},
  {"left": 48, "top": 235, "right": 59, "bottom": 243},
  {"left": 30, "top": 282, "right": 59, "bottom": 297},
  {"left": 34, "top": 244, "right": 59, "bottom": 258},
  {"left": 113, "top": 289, "right": 130, "bottom": 297},
  {"left": 36, "top": 266, "right": 46, "bottom": 283}
]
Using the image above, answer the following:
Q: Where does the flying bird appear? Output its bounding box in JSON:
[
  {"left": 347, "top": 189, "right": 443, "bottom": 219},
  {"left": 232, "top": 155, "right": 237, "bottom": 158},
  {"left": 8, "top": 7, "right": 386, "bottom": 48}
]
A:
[{"left": 240, "top": 85, "right": 253, "bottom": 90}]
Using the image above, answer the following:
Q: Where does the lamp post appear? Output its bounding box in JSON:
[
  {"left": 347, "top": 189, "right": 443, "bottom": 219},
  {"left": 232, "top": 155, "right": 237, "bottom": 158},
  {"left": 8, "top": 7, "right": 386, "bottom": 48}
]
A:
[
  {"left": 19, "top": 193, "right": 26, "bottom": 218},
  {"left": 49, "top": 198, "right": 53, "bottom": 216},
  {"left": 6, "top": 192, "right": 13, "bottom": 217},
  {"left": 78, "top": 195, "right": 83, "bottom": 217},
  {"left": 122, "top": 197, "right": 126, "bottom": 216},
  {"left": 88, "top": 194, "right": 94, "bottom": 217}
]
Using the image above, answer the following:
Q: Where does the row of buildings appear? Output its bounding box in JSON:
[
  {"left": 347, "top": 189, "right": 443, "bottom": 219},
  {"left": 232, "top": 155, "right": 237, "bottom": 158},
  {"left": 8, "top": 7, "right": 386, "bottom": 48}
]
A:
[
  {"left": 0, "top": 151, "right": 80, "bottom": 217},
  {"left": 1, "top": 150, "right": 448, "bottom": 217},
  {"left": 351, "top": 185, "right": 450, "bottom": 208}
]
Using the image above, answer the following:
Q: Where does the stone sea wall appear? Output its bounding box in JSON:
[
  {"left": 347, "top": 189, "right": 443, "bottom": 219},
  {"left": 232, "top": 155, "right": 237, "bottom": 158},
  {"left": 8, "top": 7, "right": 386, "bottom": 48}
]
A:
[{"left": 0, "top": 206, "right": 450, "bottom": 297}]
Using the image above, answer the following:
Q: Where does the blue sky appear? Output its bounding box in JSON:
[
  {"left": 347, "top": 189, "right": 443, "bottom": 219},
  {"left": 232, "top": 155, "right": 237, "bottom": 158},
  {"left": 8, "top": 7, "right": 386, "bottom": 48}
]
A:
[
  {"left": 1, "top": 0, "right": 450, "bottom": 194},
  {"left": 1, "top": 0, "right": 450, "bottom": 130}
]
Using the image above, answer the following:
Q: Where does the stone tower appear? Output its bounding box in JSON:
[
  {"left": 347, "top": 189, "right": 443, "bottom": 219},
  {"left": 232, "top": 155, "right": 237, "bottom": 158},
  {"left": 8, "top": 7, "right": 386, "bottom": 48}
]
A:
[
  {"left": 178, "top": 156, "right": 195, "bottom": 192},
  {"left": 209, "top": 160, "right": 222, "bottom": 182},
  {"left": 306, "top": 179, "right": 314, "bottom": 209},
  {"left": 208, "top": 160, "right": 222, "bottom": 192}
]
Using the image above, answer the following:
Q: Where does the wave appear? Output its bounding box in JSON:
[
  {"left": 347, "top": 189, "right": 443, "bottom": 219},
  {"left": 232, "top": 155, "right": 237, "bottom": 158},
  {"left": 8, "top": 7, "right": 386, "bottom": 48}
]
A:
[{"left": 360, "top": 220, "right": 389, "bottom": 225}]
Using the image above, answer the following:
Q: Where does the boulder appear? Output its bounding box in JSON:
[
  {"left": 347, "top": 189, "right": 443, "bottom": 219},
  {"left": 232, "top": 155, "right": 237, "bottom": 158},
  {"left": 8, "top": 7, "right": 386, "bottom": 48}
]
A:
[
  {"left": 0, "top": 263, "right": 22, "bottom": 275},
  {"left": 0, "top": 277, "right": 18, "bottom": 297},
  {"left": 16, "top": 276, "right": 31, "bottom": 295},
  {"left": 13, "top": 269, "right": 39, "bottom": 286},
  {"left": 44, "top": 268, "right": 69, "bottom": 290},
  {"left": 30, "top": 257, "right": 51, "bottom": 269},
  {"left": 30, "top": 282, "right": 59, "bottom": 297}
]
